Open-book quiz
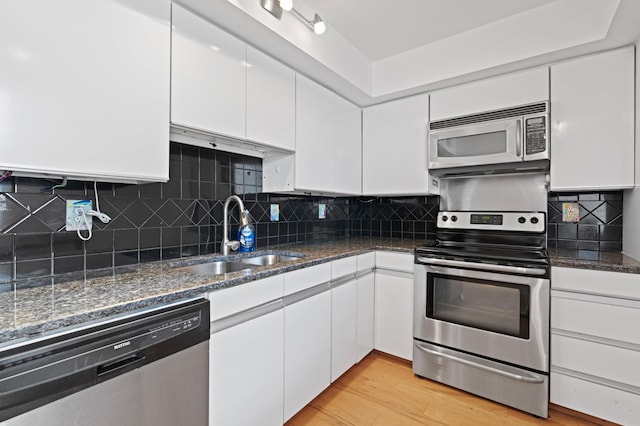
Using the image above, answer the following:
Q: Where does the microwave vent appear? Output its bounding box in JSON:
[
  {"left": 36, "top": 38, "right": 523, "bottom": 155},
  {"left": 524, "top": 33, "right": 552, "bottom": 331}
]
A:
[{"left": 429, "top": 102, "right": 547, "bottom": 130}]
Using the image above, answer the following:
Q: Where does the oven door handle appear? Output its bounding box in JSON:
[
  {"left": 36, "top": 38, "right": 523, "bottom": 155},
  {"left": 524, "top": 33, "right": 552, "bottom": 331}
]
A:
[
  {"left": 415, "top": 342, "right": 546, "bottom": 384},
  {"left": 416, "top": 257, "right": 547, "bottom": 276}
]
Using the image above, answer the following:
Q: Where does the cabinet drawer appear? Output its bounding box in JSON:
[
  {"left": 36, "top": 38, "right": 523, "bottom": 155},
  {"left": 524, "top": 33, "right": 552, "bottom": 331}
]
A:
[
  {"left": 550, "top": 372, "right": 640, "bottom": 425},
  {"left": 551, "top": 334, "right": 640, "bottom": 388},
  {"left": 209, "top": 275, "right": 284, "bottom": 321},
  {"left": 552, "top": 267, "right": 640, "bottom": 300},
  {"left": 375, "top": 251, "right": 414, "bottom": 273},
  {"left": 284, "top": 263, "right": 331, "bottom": 296},
  {"left": 551, "top": 293, "right": 640, "bottom": 345},
  {"left": 357, "top": 252, "right": 375, "bottom": 272},
  {"left": 332, "top": 256, "right": 357, "bottom": 279}
]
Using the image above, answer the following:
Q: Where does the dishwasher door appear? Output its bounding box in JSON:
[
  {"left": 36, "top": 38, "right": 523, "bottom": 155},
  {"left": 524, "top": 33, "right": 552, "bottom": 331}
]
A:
[{"left": 0, "top": 298, "right": 210, "bottom": 426}]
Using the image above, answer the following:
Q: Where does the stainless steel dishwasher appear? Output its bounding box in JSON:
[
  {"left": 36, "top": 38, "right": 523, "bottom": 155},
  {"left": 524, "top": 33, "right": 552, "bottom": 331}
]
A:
[{"left": 0, "top": 297, "right": 210, "bottom": 425}]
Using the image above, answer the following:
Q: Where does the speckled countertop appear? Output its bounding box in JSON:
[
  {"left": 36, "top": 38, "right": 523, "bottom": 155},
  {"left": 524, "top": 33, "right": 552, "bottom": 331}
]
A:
[
  {"left": 549, "top": 249, "right": 640, "bottom": 274},
  {"left": 0, "top": 238, "right": 417, "bottom": 345}
]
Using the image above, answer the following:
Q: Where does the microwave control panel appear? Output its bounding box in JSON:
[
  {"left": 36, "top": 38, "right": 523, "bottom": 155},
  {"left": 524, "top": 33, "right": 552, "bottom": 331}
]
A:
[{"left": 525, "top": 116, "right": 546, "bottom": 155}]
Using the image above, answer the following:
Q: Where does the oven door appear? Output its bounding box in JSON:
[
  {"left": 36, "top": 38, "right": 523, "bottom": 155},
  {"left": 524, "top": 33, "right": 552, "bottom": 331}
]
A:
[
  {"left": 428, "top": 118, "right": 522, "bottom": 171},
  {"left": 414, "top": 261, "right": 549, "bottom": 372}
]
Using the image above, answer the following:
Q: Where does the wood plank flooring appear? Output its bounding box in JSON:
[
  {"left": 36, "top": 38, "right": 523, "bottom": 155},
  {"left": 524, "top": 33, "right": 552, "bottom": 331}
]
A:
[{"left": 286, "top": 352, "right": 614, "bottom": 426}]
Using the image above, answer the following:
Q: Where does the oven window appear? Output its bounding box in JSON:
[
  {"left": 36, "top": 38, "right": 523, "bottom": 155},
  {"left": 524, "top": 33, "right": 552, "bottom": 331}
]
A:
[
  {"left": 436, "top": 131, "right": 507, "bottom": 158},
  {"left": 426, "top": 273, "right": 529, "bottom": 339}
]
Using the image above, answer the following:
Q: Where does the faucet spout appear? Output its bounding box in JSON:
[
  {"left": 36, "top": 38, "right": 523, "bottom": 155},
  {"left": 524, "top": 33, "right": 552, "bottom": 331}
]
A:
[{"left": 222, "top": 195, "right": 246, "bottom": 255}]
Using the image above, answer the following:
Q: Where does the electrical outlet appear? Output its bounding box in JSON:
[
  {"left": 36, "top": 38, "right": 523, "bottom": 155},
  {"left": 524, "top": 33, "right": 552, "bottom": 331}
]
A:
[{"left": 66, "top": 200, "right": 93, "bottom": 231}]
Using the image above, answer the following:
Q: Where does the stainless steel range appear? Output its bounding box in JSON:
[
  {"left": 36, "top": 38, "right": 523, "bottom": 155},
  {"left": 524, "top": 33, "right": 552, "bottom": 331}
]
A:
[{"left": 413, "top": 173, "right": 550, "bottom": 418}]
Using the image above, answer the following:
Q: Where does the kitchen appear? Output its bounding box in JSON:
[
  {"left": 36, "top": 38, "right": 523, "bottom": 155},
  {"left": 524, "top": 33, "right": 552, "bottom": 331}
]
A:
[{"left": 0, "top": 0, "right": 639, "bottom": 425}]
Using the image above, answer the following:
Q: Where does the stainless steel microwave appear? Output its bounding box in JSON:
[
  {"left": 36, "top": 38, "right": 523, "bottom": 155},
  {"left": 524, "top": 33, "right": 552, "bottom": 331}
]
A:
[{"left": 428, "top": 102, "right": 549, "bottom": 176}]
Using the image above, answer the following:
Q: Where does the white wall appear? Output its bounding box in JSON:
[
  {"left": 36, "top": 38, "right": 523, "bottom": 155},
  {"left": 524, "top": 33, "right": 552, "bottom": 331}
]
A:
[{"left": 622, "top": 41, "right": 640, "bottom": 259}]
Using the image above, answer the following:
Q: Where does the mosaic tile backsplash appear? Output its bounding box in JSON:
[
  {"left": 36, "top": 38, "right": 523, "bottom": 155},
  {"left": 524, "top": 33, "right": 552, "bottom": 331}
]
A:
[{"left": 0, "top": 142, "right": 624, "bottom": 283}]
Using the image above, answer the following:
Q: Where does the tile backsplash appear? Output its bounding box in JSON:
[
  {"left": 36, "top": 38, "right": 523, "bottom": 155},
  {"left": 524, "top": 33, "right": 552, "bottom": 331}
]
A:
[
  {"left": 0, "top": 143, "right": 625, "bottom": 284},
  {"left": 547, "top": 192, "right": 623, "bottom": 252}
]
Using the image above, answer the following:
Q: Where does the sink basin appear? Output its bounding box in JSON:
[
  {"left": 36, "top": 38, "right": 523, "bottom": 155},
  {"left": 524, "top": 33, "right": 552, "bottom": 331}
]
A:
[
  {"left": 240, "top": 254, "right": 303, "bottom": 266},
  {"left": 175, "top": 261, "right": 255, "bottom": 276}
]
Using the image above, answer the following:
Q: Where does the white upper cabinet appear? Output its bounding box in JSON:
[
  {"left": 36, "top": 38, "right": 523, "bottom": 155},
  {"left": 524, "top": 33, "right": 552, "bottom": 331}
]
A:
[
  {"left": 246, "top": 46, "right": 296, "bottom": 151},
  {"left": 295, "top": 74, "right": 337, "bottom": 193},
  {"left": 430, "top": 67, "right": 549, "bottom": 120},
  {"left": 550, "top": 47, "right": 635, "bottom": 191},
  {"left": 264, "top": 74, "right": 361, "bottom": 196},
  {"left": 362, "top": 94, "right": 431, "bottom": 196},
  {"left": 0, "top": 0, "right": 170, "bottom": 183},
  {"left": 333, "top": 95, "right": 362, "bottom": 195},
  {"left": 171, "top": 4, "right": 246, "bottom": 140}
]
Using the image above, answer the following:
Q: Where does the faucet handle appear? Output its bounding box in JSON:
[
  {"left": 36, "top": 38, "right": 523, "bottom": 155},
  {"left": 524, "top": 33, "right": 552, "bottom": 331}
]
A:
[{"left": 226, "top": 240, "right": 240, "bottom": 251}]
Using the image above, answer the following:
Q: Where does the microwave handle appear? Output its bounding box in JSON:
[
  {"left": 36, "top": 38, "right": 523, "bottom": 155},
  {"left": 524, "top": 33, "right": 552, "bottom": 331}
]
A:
[{"left": 515, "top": 119, "right": 522, "bottom": 158}]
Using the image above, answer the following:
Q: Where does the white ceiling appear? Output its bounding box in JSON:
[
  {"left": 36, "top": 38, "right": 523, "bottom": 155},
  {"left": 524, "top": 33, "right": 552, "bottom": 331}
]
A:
[{"left": 303, "top": 0, "right": 554, "bottom": 61}]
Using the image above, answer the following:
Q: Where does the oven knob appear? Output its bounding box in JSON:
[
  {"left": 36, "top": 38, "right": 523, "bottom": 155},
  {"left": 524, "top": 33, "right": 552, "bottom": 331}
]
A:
[
  {"left": 518, "top": 216, "right": 526, "bottom": 224},
  {"left": 442, "top": 215, "right": 448, "bottom": 222},
  {"left": 530, "top": 217, "right": 539, "bottom": 224},
  {"left": 451, "top": 215, "right": 458, "bottom": 222}
]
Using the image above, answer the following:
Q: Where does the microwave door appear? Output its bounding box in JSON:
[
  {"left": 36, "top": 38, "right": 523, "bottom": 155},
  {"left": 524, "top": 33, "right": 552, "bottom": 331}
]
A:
[{"left": 429, "top": 119, "right": 522, "bottom": 170}]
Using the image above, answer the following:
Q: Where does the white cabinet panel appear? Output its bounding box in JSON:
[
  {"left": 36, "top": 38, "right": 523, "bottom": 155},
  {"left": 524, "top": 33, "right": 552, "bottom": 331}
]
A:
[
  {"left": 374, "top": 268, "right": 414, "bottom": 361},
  {"left": 284, "top": 262, "right": 331, "bottom": 296},
  {"left": 430, "top": 67, "right": 549, "bottom": 121},
  {"left": 356, "top": 269, "right": 375, "bottom": 362},
  {"left": 362, "top": 94, "right": 431, "bottom": 196},
  {"left": 246, "top": 46, "right": 295, "bottom": 151},
  {"left": 171, "top": 4, "right": 245, "bottom": 140},
  {"left": 284, "top": 290, "right": 331, "bottom": 422},
  {"left": 209, "top": 275, "right": 283, "bottom": 320},
  {"left": 551, "top": 294, "right": 640, "bottom": 345},
  {"left": 0, "top": 0, "right": 170, "bottom": 182},
  {"left": 210, "top": 309, "right": 284, "bottom": 426},
  {"left": 552, "top": 266, "right": 640, "bottom": 300},
  {"left": 550, "top": 372, "right": 640, "bottom": 426},
  {"left": 550, "top": 47, "right": 634, "bottom": 191},
  {"left": 295, "top": 74, "right": 336, "bottom": 193},
  {"left": 375, "top": 251, "right": 415, "bottom": 273},
  {"left": 334, "top": 96, "right": 362, "bottom": 195},
  {"left": 551, "top": 334, "right": 640, "bottom": 388},
  {"left": 331, "top": 278, "right": 357, "bottom": 382}
]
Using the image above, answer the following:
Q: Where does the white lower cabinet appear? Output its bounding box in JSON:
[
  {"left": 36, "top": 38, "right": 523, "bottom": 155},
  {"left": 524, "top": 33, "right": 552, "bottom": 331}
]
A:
[
  {"left": 331, "top": 257, "right": 358, "bottom": 382},
  {"left": 356, "top": 253, "right": 376, "bottom": 362},
  {"left": 208, "top": 275, "right": 284, "bottom": 426},
  {"left": 550, "top": 267, "right": 640, "bottom": 425},
  {"left": 284, "top": 263, "right": 332, "bottom": 422},
  {"left": 374, "top": 251, "right": 414, "bottom": 361}
]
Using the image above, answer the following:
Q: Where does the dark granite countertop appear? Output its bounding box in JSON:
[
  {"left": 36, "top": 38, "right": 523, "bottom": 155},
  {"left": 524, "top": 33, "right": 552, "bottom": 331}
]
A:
[
  {"left": 0, "top": 238, "right": 417, "bottom": 345},
  {"left": 550, "top": 249, "right": 640, "bottom": 274}
]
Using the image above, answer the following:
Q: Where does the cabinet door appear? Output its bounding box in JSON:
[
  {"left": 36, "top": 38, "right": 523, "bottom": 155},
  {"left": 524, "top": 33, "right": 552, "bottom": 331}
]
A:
[
  {"left": 550, "top": 47, "right": 634, "bottom": 191},
  {"left": 294, "top": 74, "right": 335, "bottom": 193},
  {"left": 333, "top": 96, "right": 362, "bottom": 195},
  {"left": 171, "top": 4, "right": 246, "bottom": 140},
  {"left": 246, "top": 46, "right": 295, "bottom": 151},
  {"left": 362, "top": 94, "right": 430, "bottom": 196},
  {"left": 374, "top": 270, "right": 414, "bottom": 360},
  {"left": 0, "top": 0, "right": 170, "bottom": 182},
  {"left": 331, "top": 278, "right": 358, "bottom": 382},
  {"left": 284, "top": 290, "right": 331, "bottom": 422},
  {"left": 210, "top": 309, "right": 284, "bottom": 426},
  {"left": 356, "top": 270, "right": 375, "bottom": 362}
]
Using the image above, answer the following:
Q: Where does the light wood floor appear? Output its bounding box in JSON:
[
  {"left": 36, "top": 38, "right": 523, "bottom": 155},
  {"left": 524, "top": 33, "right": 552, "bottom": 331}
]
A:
[{"left": 286, "top": 351, "right": 613, "bottom": 426}]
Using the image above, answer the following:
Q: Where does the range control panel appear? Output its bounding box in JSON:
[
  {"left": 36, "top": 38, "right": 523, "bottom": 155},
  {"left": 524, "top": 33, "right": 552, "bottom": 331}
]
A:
[{"left": 438, "top": 211, "right": 546, "bottom": 233}]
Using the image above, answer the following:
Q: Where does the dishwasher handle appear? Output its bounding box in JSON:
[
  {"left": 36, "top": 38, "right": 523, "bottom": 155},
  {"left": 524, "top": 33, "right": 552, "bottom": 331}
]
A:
[{"left": 97, "top": 351, "right": 146, "bottom": 379}]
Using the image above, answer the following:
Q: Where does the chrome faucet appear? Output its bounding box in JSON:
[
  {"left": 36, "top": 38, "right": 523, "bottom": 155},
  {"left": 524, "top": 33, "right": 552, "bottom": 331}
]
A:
[{"left": 222, "top": 195, "right": 247, "bottom": 255}]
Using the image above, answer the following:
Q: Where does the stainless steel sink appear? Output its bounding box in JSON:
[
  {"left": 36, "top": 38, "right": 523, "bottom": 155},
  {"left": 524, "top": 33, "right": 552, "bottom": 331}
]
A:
[
  {"left": 175, "top": 261, "right": 255, "bottom": 276},
  {"left": 240, "top": 254, "right": 302, "bottom": 266}
]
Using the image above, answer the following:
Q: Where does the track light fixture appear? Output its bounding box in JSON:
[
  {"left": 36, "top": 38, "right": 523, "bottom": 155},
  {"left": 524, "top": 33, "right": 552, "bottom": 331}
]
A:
[
  {"left": 291, "top": 9, "right": 326, "bottom": 35},
  {"left": 259, "top": 0, "right": 326, "bottom": 35}
]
